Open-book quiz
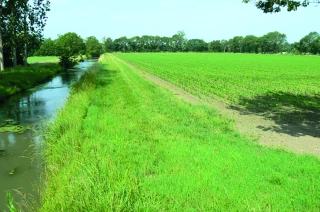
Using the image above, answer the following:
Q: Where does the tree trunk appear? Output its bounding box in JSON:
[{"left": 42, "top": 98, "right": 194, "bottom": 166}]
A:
[
  {"left": 24, "top": 43, "right": 28, "bottom": 66},
  {"left": 13, "top": 46, "right": 17, "bottom": 66},
  {"left": 11, "top": 10, "right": 17, "bottom": 67},
  {"left": 23, "top": 2, "right": 28, "bottom": 66},
  {"left": 0, "top": 0, "right": 4, "bottom": 71},
  {"left": 0, "top": 30, "right": 3, "bottom": 71}
]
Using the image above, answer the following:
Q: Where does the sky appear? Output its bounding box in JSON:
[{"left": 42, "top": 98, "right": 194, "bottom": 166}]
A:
[{"left": 44, "top": 0, "right": 320, "bottom": 43}]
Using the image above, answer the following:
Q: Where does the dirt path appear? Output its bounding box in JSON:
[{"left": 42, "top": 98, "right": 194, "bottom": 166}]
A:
[{"left": 111, "top": 55, "right": 320, "bottom": 158}]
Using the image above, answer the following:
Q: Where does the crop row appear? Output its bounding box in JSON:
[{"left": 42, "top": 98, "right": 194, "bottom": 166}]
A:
[{"left": 115, "top": 53, "right": 320, "bottom": 124}]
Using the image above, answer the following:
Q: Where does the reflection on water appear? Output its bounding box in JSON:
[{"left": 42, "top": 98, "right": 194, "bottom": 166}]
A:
[{"left": 0, "top": 60, "right": 95, "bottom": 210}]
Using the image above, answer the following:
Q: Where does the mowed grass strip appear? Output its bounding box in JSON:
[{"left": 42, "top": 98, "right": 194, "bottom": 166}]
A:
[{"left": 41, "top": 54, "right": 320, "bottom": 211}]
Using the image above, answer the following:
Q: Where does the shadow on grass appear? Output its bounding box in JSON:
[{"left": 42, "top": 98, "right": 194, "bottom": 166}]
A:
[
  {"left": 95, "top": 69, "right": 117, "bottom": 87},
  {"left": 92, "top": 64, "right": 118, "bottom": 89},
  {"left": 230, "top": 92, "right": 320, "bottom": 138},
  {"left": 72, "top": 63, "right": 117, "bottom": 95}
]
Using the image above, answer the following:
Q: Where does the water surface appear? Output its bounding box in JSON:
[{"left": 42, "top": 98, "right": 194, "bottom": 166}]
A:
[{"left": 0, "top": 60, "right": 96, "bottom": 210}]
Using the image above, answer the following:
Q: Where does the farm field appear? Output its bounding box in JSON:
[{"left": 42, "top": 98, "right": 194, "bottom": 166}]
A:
[
  {"left": 115, "top": 53, "right": 320, "bottom": 128},
  {"left": 40, "top": 54, "right": 320, "bottom": 211},
  {"left": 27, "top": 56, "right": 59, "bottom": 64}
]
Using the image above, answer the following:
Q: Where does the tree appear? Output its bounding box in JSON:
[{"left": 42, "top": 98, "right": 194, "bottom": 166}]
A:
[
  {"left": 0, "top": 0, "right": 4, "bottom": 71},
  {"left": 230, "top": 36, "right": 244, "bottom": 53},
  {"left": 243, "top": 0, "right": 319, "bottom": 13},
  {"left": 220, "top": 40, "right": 228, "bottom": 52},
  {"left": 171, "top": 31, "right": 188, "bottom": 52},
  {"left": 140, "top": 35, "right": 152, "bottom": 52},
  {"left": 85, "top": 36, "right": 102, "bottom": 58},
  {"left": 310, "top": 36, "right": 320, "bottom": 54},
  {"left": 113, "top": 36, "right": 129, "bottom": 52},
  {"left": 152, "top": 36, "right": 162, "bottom": 52},
  {"left": 55, "top": 32, "right": 85, "bottom": 69},
  {"left": 0, "top": 0, "right": 50, "bottom": 71},
  {"left": 243, "top": 35, "right": 259, "bottom": 53},
  {"left": 159, "top": 36, "right": 171, "bottom": 52},
  {"left": 128, "top": 36, "right": 140, "bottom": 52},
  {"left": 209, "top": 40, "right": 223, "bottom": 52},
  {"left": 103, "top": 37, "right": 113, "bottom": 53},
  {"left": 260, "top": 31, "right": 287, "bottom": 53},
  {"left": 4, "top": 0, "right": 21, "bottom": 66},
  {"left": 298, "top": 32, "right": 319, "bottom": 54},
  {"left": 186, "top": 39, "right": 208, "bottom": 52},
  {"left": 34, "top": 38, "right": 57, "bottom": 56},
  {"left": 22, "top": 0, "right": 51, "bottom": 66},
  {"left": 9, "top": 0, "right": 50, "bottom": 66},
  {"left": 282, "top": 41, "right": 294, "bottom": 53}
]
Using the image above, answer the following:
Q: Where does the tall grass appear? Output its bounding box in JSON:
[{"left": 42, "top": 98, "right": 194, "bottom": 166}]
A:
[{"left": 41, "top": 54, "right": 320, "bottom": 211}]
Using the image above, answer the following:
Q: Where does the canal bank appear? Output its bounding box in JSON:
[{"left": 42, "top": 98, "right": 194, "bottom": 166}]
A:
[
  {"left": 0, "top": 63, "right": 62, "bottom": 102},
  {"left": 0, "top": 60, "right": 96, "bottom": 210}
]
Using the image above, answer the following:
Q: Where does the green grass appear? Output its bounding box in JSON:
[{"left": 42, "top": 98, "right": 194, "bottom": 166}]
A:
[
  {"left": 0, "top": 63, "right": 61, "bottom": 101},
  {"left": 115, "top": 53, "right": 320, "bottom": 129},
  {"left": 41, "top": 54, "right": 320, "bottom": 211},
  {"left": 28, "top": 56, "right": 59, "bottom": 64},
  {"left": 114, "top": 53, "right": 320, "bottom": 103}
]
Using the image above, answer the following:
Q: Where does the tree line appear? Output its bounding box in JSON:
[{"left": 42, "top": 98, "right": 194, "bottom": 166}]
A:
[
  {"left": 34, "top": 32, "right": 102, "bottom": 68},
  {"left": 0, "top": 0, "right": 50, "bottom": 71},
  {"left": 31, "top": 0, "right": 319, "bottom": 67},
  {"left": 100, "top": 31, "right": 320, "bottom": 55},
  {"left": 34, "top": 34, "right": 102, "bottom": 58},
  {"left": 36, "top": 30, "right": 320, "bottom": 60}
]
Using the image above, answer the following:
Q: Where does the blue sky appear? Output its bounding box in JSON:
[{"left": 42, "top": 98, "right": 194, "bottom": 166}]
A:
[{"left": 44, "top": 0, "right": 319, "bottom": 43}]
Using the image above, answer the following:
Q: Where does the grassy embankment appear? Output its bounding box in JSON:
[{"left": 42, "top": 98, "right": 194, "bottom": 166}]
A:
[
  {"left": 41, "top": 54, "right": 320, "bottom": 211},
  {"left": 115, "top": 53, "right": 320, "bottom": 125},
  {"left": 0, "top": 56, "right": 61, "bottom": 101}
]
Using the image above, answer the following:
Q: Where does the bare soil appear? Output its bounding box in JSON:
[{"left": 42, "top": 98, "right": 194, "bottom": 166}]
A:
[{"left": 112, "top": 55, "right": 320, "bottom": 158}]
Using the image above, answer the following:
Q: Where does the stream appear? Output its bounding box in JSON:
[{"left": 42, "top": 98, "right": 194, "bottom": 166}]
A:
[{"left": 0, "top": 60, "right": 96, "bottom": 210}]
